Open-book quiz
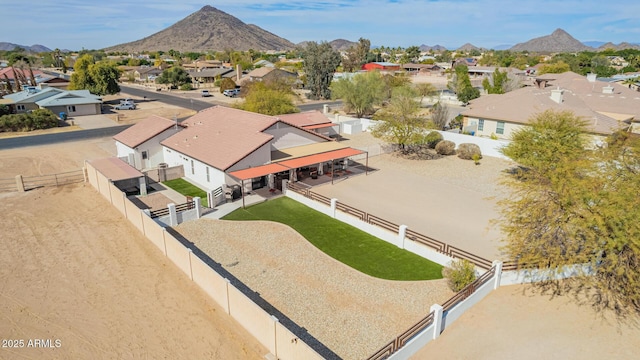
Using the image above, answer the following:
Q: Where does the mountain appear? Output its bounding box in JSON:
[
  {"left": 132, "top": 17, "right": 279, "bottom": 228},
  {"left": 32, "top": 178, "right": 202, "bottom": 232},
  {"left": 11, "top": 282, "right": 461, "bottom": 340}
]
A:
[
  {"left": 419, "top": 44, "right": 447, "bottom": 52},
  {"left": 456, "top": 43, "right": 480, "bottom": 52},
  {"left": 104, "top": 5, "right": 295, "bottom": 53},
  {"left": 329, "top": 39, "right": 357, "bottom": 52},
  {"left": 598, "top": 42, "right": 640, "bottom": 51},
  {"left": 583, "top": 41, "right": 606, "bottom": 48},
  {"left": 0, "top": 42, "right": 51, "bottom": 53},
  {"left": 509, "top": 28, "right": 592, "bottom": 52}
]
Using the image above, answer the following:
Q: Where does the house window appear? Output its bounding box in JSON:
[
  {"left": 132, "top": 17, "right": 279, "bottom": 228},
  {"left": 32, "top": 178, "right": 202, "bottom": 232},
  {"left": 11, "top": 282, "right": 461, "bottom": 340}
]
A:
[
  {"left": 496, "top": 121, "right": 505, "bottom": 135},
  {"left": 141, "top": 151, "right": 148, "bottom": 160},
  {"left": 206, "top": 167, "right": 210, "bottom": 182},
  {"left": 478, "top": 119, "right": 484, "bottom": 131},
  {"left": 191, "top": 160, "right": 194, "bottom": 175},
  {"left": 17, "top": 105, "right": 25, "bottom": 111},
  {"left": 67, "top": 105, "right": 76, "bottom": 112}
]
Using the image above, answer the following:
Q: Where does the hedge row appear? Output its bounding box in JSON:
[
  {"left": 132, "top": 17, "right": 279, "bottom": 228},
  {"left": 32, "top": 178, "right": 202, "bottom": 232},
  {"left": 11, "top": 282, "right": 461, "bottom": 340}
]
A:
[{"left": 0, "top": 109, "right": 59, "bottom": 132}]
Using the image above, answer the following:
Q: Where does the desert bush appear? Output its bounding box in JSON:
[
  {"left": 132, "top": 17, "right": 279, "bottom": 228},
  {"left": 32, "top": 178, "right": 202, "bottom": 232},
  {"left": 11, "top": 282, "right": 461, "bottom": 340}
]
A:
[
  {"left": 0, "top": 109, "right": 57, "bottom": 132},
  {"left": 435, "top": 140, "right": 456, "bottom": 155},
  {"left": 442, "top": 259, "right": 477, "bottom": 292},
  {"left": 424, "top": 131, "right": 444, "bottom": 149},
  {"left": 219, "top": 78, "right": 237, "bottom": 93},
  {"left": 457, "top": 143, "right": 482, "bottom": 160},
  {"left": 179, "top": 83, "right": 193, "bottom": 91}
]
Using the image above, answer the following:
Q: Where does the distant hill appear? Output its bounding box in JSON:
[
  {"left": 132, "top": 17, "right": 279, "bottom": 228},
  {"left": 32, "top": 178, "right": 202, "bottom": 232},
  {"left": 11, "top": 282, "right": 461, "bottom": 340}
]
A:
[
  {"left": 104, "top": 5, "right": 295, "bottom": 53},
  {"left": 0, "top": 42, "right": 51, "bottom": 53},
  {"left": 598, "top": 42, "right": 640, "bottom": 51},
  {"left": 419, "top": 44, "right": 447, "bottom": 52},
  {"left": 510, "top": 28, "right": 592, "bottom": 52},
  {"left": 329, "top": 39, "right": 358, "bottom": 52},
  {"left": 456, "top": 43, "right": 481, "bottom": 52}
]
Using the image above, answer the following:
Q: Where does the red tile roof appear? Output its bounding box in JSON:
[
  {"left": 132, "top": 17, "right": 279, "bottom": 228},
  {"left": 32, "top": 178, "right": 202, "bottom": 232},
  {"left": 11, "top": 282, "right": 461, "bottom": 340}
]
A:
[{"left": 113, "top": 115, "right": 178, "bottom": 148}]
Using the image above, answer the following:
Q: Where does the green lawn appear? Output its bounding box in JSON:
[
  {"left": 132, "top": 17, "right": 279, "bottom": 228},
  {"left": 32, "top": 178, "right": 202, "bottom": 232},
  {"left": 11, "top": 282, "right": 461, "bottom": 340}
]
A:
[
  {"left": 223, "top": 197, "right": 443, "bottom": 281},
  {"left": 162, "top": 178, "right": 210, "bottom": 207}
]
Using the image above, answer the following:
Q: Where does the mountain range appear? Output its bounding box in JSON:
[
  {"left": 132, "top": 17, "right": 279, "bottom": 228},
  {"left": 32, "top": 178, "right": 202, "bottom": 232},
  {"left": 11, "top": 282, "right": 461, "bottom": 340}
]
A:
[{"left": 3, "top": 6, "right": 640, "bottom": 54}]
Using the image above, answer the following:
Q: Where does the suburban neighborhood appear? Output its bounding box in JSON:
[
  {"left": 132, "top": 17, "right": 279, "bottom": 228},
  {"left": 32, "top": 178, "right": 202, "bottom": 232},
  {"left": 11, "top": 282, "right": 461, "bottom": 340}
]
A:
[{"left": 2, "top": 3, "right": 640, "bottom": 360}]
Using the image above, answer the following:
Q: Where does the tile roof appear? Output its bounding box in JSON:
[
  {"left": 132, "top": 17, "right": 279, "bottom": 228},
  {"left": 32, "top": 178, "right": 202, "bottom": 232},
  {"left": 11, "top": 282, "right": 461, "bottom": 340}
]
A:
[
  {"left": 462, "top": 71, "right": 640, "bottom": 135},
  {"left": 247, "top": 67, "right": 275, "bottom": 78},
  {"left": 161, "top": 107, "right": 279, "bottom": 171},
  {"left": 276, "top": 110, "right": 332, "bottom": 127},
  {"left": 113, "top": 115, "right": 178, "bottom": 148},
  {"left": 161, "top": 106, "right": 332, "bottom": 171}
]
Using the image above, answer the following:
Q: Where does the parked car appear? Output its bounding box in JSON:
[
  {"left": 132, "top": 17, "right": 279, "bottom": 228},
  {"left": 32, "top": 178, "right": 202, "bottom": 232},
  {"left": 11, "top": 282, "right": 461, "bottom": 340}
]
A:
[
  {"left": 223, "top": 88, "right": 240, "bottom": 97},
  {"left": 201, "top": 89, "right": 212, "bottom": 97},
  {"left": 115, "top": 102, "right": 136, "bottom": 110}
]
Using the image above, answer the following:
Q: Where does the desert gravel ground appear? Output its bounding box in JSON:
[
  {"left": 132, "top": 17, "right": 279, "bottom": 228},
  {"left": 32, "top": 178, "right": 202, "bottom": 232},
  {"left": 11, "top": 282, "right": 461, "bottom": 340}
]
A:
[{"left": 174, "top": 220, "right": 454, "bottom": 360}]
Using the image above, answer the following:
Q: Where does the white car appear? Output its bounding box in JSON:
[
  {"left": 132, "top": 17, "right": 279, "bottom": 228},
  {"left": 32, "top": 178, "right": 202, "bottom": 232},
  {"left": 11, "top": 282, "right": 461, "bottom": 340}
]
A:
[
  {"left": 223, "top": 88, "right": 240, "bottom": 97},
  {"left": 115, "top": 102, "right": 136, "bottom": 110}
]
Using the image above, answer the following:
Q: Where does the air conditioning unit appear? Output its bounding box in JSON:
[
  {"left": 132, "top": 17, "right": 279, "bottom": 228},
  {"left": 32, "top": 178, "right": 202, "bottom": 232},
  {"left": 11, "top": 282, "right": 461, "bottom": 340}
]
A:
[{"left": 158, "top": 163, "right": 168, "bottom": 169}]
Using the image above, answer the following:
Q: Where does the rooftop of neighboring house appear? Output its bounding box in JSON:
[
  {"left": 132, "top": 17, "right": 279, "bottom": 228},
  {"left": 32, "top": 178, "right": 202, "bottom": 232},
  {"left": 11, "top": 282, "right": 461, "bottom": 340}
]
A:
[
  {"left": 0, "top": 66, "right": 45, "bottom": 81},
  {"left": 4, "top": 86, "right": 100, "bottom": 104},
  {"left": 462, "top": 71, "right": 640, "bottom": 135},
  {"left": 277, "top": 110, "right": 332, "bottom": 128},
  {"left": 187, "top": 68, "right": 234, "bottom": 78},
  {"left": 113, "top": 115, "right": 180, "bottom": 148}
]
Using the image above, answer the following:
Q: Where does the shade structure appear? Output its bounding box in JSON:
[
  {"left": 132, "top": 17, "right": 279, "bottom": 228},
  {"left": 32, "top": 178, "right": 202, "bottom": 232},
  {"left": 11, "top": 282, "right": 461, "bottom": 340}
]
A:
[
  {"left": 228, "top": 163, "right": 290, "bottom": 181},
  {"left": 277, "top": 148, "right": 364, "bottom": 169},
  {"left": 88, "top": 157, "right": 144, "bottom": 181}
]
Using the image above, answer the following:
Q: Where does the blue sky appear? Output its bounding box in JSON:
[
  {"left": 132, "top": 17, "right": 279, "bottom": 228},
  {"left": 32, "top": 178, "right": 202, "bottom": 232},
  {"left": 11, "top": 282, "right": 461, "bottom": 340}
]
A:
[{"left": 4, "top": 0, "right": 640, "bottom": 51}]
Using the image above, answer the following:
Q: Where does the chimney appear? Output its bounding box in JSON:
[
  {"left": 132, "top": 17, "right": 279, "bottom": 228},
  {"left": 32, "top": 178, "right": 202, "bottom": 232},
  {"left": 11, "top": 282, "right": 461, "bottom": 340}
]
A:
[
  {"left": 602, "top": 85, "right": 614, "bottom": 94},
  {"left": 236, "top": 64, "right": 242, "bottom": 83},
  {"left": 550, "top": 87, "right": 564, "bottom": 104},
  {"left": 586, "top": 73, "right": 597, "bottom": 82}
]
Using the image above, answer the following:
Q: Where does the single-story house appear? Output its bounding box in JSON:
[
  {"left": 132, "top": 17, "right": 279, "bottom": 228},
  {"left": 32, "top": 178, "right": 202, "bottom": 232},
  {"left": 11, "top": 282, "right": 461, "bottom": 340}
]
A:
[
  {"left": 0, "top": 66, "right": 70, "bottom": 91},
  {"left": 461, "top": 71, "right": 640, "bottom": 141},
  {"left": 160, "top": 106, "right": 363, "bottom": 193},
  {"left": 187, "top": 68, "right": 235, "bottom": 85},
  {"left": 452, "top": 58, "right": 478, "bottom": 67},
  {"left": 134, "top": 67, "right": 163, "bottom": 82},
  {"left": 113, "top": 115, "right": 183, "bottom": 170},
  {"left": 239, "top": 67, "right": 298, "bottom": 86},
  {"left": 2, "top": 85, "right": 102, "bottom": 116},
  {"left": 362, "top": 62, "right": 401, "bottom": 72},
  {"left": 277, "top": 110, "right": 339, "bottom": 138}
]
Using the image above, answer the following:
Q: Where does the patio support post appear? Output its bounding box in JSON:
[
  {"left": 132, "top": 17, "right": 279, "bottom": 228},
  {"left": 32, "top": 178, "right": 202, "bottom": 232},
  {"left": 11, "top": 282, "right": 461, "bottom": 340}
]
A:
[
  {"left": 241, "top": 179, "right": 245, "bottom": 208},
  {"left": 331, "top": 160, "right": 334, "bottom": 185},
  {"left": 366, "top": 151, "right": 369, "bottom": 176}
]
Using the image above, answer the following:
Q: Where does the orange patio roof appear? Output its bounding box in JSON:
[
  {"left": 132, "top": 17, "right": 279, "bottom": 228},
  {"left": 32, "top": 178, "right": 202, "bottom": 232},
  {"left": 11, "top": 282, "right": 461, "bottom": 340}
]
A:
[
  {"left": 228, "top": 147, "right": 366, "bottom": 181},
  {"left": 228, "top": 163, "right": 290, "bottom": 181},
  {"left": 279, "top": 147, "right": 364, "bottom": 169}
]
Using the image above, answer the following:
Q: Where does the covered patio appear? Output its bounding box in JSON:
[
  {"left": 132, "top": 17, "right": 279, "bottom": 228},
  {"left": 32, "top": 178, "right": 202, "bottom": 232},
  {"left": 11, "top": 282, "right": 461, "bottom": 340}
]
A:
[{"left": 228, "top": 147, "right": 368, "bottom": 207}]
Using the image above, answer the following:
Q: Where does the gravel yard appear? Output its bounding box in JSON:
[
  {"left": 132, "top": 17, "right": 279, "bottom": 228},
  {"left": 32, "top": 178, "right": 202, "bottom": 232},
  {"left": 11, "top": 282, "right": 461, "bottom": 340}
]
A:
[{"left": 174, "top": 220, "right": 454, "bottom": 360}]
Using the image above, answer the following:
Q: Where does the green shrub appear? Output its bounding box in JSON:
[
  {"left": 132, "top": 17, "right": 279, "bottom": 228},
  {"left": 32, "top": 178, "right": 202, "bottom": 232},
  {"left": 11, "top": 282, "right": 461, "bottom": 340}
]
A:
[
  {"left": 0, "top": 109, "right": 58, "bottom": 132},
  {"left": 442, "top": 259, "right": 477, "bottom": 291},
  {"left": 424, "top": 131, "right": 444, "bottom": 149},
  {"left": 180, "top": 83, "right": 193, "bottom": 91},
  {"left": 219, "top": 78, "right": 237, "bottom": 93},
  {"left": 490, "top": 132, "right": 498, "bottom": 140},
  {"left": 457, "top": 143, "right": 482, "bottom": 160},
  {"left": 435, "top": 140, "right": 456, "bottom": 155}
]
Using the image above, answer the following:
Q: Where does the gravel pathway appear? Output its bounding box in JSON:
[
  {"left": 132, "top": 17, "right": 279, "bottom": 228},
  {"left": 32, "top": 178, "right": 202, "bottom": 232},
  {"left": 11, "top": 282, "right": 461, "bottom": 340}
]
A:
[{"left": 174, "top": 220, "right": 454, "bottom": 360}]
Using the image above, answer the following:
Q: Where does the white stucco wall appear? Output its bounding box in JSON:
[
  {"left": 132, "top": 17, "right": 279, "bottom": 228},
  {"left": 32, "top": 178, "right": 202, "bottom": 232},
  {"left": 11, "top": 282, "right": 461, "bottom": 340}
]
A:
[
  {"left": 162, "top": 148, "right": 226, "bottom": 191},
  {"left": 464, "top": 116, "right": 523, "bottom": 140},
  {"left": 226, "top": 143, "right": 271, "bottom": 172},
  {"left": 115, "top": 142, "right": 136, "bottom": 166},
  {"left": 264, "top": 123, "right": 323, "bottom": 150}
]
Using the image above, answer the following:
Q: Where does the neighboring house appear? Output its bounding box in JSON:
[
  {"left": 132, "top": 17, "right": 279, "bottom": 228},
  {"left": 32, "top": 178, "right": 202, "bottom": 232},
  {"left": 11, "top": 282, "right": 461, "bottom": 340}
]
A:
[
  {"left": 461, "top": 71, "right": 640, "bottom": 141},
  {"left": 134, "top": 67, "right": 163, "bottom": 82},
  {"left": 113, "top": 115, "right": 183, "bottom": 170},
  {"left": 452, "top": 58, "right": 478, "bottom": 67},
  {"left": 187, "top": 67, "right": 235, "bottom": 85},
  {"left": 149, "top": 106, "right": 363, "bottom": 193},
  {"left": 277, "top": 110, "right": 340, "bottom": 138},
  {"left": 2, "top": 85, "right": 102, "bottom": 116},
  {"left": 183, "top": 60, "right": 223, "bottom": 70},
  {"left": 362, "top": 62, "right": 401, "bottom": 72},
  {"left": 240, "top": 67, "right": 297, "bottom": 85},
  {"left": 0, "top": 66, "right": 69, "bottom": 91},
  {"left": 254, "top": 59, "right": 275, "bottom": 68}
]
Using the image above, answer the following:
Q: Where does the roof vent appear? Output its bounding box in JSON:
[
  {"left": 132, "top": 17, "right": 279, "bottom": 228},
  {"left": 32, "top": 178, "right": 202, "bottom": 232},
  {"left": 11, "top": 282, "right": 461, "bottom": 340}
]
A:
[
  {"left": 602, "top": 85, "right": 614, "bottom": 94},
  {"left": 586, "top": 73, "right": 597, "bottom": 82},
  {"left": 550, "top": 87, "right": 564, "bottom": 104}
]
